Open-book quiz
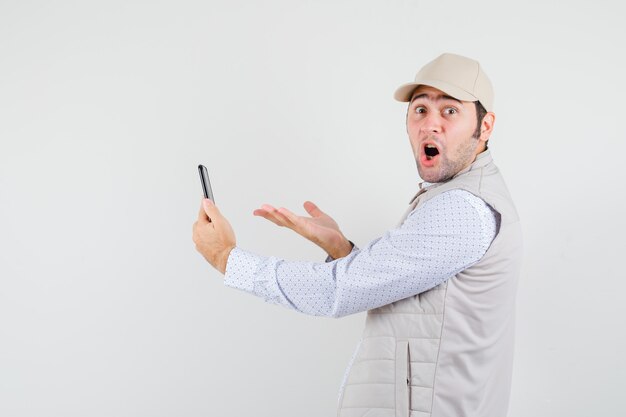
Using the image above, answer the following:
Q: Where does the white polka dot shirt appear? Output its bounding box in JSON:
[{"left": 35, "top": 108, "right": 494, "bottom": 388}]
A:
[{"left": 223, "top": 189, "right": 497, "bottom": 318}]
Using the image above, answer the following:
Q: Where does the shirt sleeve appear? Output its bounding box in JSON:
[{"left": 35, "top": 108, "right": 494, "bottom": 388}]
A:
[{"left": 223, "top": 190, "right": 497, "bottom": 318}]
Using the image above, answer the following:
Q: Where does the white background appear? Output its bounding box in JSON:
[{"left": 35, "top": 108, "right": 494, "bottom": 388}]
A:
[{"left": 1, "top": 0, "right": 624, "bottom": 416}]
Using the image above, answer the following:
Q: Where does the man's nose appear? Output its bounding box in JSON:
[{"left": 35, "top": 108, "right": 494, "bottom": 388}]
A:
[{"left": 420, "top": 113, "right": 442, "bottom": 134}]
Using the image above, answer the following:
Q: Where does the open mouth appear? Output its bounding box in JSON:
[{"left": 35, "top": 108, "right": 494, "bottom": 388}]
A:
[{"left": 424, "top": 143, "right": 440, "bottom": 160}]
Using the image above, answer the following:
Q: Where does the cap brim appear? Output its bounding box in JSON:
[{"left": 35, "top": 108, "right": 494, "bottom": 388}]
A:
[{"left": 393, "top": 79, "right": 480, "bottom": 104}]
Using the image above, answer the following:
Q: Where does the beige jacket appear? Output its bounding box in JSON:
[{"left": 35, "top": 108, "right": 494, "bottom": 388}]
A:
[{"left": 337, "top": 151, "right": 522, "bottom": 417}]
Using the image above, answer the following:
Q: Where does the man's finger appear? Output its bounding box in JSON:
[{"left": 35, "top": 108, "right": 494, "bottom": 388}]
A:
[
  {"left": 253, "top": 204, "right": 291, "bottom": 227},
  {"left": 276, "top": 207, "right": 299, "bottom": 229},
  {"left": 264, "top": 209, "right": 291, "bottom": 227},
  {"left": 253, "top": 209, "right": 282, "bottom": 226}
]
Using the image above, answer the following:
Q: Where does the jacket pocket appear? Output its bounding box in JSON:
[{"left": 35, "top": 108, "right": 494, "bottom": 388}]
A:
[{"left": 395, "top": 340, "right": 411, "bottom": 417}]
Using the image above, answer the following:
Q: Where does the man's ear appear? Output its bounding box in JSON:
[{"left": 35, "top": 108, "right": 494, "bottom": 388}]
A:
[{"left": 479, "top": 112, "right": 496, "bottom": 143}]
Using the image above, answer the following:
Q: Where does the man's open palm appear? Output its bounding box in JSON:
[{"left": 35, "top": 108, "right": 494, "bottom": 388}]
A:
[{"left": 253, "top": 201, "right": 352, "bottom": 259}]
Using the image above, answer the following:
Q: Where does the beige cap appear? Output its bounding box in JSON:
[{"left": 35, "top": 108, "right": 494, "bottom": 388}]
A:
[{"left": 394, "top": 53, "right": 494, "bottom": 112}]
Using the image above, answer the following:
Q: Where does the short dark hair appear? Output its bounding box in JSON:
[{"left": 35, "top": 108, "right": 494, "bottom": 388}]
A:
[{"left": 473, "top": 101, "right": 488, "bottom": 148}]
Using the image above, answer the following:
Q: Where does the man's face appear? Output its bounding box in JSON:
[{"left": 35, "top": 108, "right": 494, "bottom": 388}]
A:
[{"left": 406, "top": 85, "right": 484, "bottom": 183}]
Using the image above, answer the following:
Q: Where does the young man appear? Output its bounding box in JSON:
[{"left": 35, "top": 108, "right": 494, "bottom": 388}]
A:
[{"left": 193, "top": 53, "right": 522, "bottom": 417}]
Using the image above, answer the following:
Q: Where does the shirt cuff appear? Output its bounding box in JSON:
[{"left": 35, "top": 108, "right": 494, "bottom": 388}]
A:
[{"left": 223, "top": 246, "right": 261, "bottom": 293}]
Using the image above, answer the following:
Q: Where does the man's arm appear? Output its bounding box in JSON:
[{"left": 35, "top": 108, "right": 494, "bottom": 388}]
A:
[{"left": 224, "top": 190, "right": 497, "bottom": 318}]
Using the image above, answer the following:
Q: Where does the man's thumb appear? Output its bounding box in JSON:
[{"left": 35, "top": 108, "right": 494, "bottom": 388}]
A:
[
  {"left": 304, "top": 201, "right": 324, "bottom": 217},
  {"left": 203, "top": 199, "right": 220, "bottom": 220}
]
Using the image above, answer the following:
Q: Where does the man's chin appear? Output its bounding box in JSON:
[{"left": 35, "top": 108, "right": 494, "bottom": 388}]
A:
[{"left": 417, "top": 166, "right": 441, "bottom": 183}]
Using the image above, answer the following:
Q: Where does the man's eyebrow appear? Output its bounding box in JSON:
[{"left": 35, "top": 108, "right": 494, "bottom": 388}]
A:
[{"left": 410, "top": 93, "right": 463, "bottom": 105}]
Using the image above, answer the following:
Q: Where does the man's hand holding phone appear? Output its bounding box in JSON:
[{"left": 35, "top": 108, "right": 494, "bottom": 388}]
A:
[
  {"left": 193, "top": 198, "right": 236, "bottom": 275},
  {"left": 253, "top": 201, "right": 353, "bottom": 260},
  {"left": 193, "top": 165, "right": 235, "bottom": 274}
]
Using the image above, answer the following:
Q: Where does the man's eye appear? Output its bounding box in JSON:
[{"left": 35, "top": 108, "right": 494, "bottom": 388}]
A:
[
  {"left": 443, "top": 107, "right": 458, "bottom": 115},
  {"left": 414, "top": 106, "right": 426, "bottom": 114}
]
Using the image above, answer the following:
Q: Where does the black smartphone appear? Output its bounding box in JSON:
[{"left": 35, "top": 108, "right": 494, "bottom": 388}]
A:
[{"left": 198, "top": 164, "right": 215, "bottom": 202}]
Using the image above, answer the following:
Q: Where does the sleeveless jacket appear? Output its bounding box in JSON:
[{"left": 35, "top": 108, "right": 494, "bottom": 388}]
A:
[{"left": 337, "top": 150, "right": 523, "bottom": 417}]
